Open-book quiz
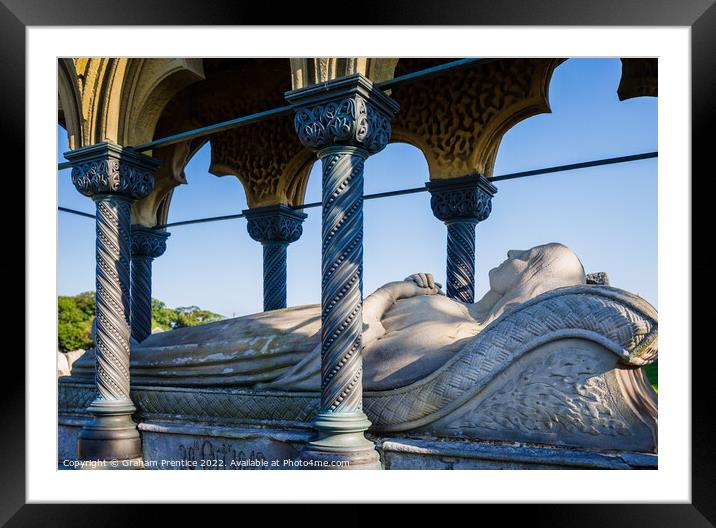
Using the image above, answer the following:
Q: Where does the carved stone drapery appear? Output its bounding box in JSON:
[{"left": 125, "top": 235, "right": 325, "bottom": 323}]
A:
[
  {"left": 244, "top": 205, "right": 307, "bottom": 312},
  {"left": 286, "top": 74, "right": 399, "bottom": 469},
  {"left": 427, "top": 174, "right": 497, "bottom": 303},
  {"left": 65, "top": 142, "right": 159, "bottom": 465},
  {"left": 130, "top": 225, "right": 170, "bottom": 342}
]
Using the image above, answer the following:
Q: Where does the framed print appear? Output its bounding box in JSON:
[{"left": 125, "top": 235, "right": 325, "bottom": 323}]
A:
[{"left": 4, "top": 0, "right": 709, "bottom": 523}]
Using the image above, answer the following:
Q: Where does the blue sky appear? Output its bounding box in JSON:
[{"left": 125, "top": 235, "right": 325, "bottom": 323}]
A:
[{"left": 57, "top": 58, "right": 657, "bottom": 317}]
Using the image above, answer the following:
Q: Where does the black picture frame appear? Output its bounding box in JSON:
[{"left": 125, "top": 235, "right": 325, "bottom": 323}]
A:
[{"left": 4, "top": 0, "right": 707, "bottom": 523}]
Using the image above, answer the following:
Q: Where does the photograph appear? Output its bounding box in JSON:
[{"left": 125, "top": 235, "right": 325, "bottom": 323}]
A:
[{"left": 56, "top": 56, "right": 659, "bottom": 471}]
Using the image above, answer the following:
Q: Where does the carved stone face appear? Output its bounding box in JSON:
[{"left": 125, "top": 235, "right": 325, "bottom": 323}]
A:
[
  {"left": 487, "top": 243, "right": 586, "bottom": 299},
  {"left": 488, "top": 248, "right": 533, "bottom": 294}
]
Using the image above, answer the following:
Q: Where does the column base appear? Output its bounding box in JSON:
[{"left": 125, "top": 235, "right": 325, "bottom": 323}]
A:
[
  {"left": 299, "top": 411, "right": 382, "bottom": 470},
  {"left": 77, "top": 399, "right": 142, "bottom": 468}
]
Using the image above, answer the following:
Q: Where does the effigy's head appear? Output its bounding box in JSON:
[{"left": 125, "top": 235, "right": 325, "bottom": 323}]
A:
[{"left": 488, "top": 243, "right": 586, "bottom": 296}]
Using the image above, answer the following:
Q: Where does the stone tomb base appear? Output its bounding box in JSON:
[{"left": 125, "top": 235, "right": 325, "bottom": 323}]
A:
[{"left": 59, "top": 414, "right": 656, "bottom": 470}]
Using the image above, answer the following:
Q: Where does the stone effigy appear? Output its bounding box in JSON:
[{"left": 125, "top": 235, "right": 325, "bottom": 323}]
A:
[{"left": 62, "top": 243, "right": 658, "bottom": 466}]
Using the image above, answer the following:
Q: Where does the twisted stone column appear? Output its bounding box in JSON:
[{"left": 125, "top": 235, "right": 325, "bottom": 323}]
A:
[
  {"left": 130, "top": 225, "right": 169, "bottom": 342},
  {"left": 287, "top": 74, "right": 399, "bottom": 469},
  {"left": 244, "top": 205, "right": 306, "bottom": 312},
  {"left": 66, "top": 142, "right": 158, "bottom": 466},
  {"left": 427, "top": 175, "right": 497, "bottom": 303}
]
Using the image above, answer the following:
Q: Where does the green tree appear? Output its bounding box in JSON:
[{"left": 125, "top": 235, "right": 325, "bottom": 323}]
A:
[
  {"left": 644, "top": 361, "right": 658, "bottom": 393},
  {"left": 173, "top": 306, "right": 224, "bottom": 328},
  {"left": 58, "top": 293, "right": 224, "bottom": 352},
  {"left": 151, "top": 299, "right": 177, "bottom": 331},
  {"left": 57, "top": 292, "right": 95, "bottom": 352}
]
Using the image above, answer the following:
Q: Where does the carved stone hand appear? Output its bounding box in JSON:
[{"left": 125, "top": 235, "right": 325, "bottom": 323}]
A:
[{"left": 404, "top": 273, "right": 443, "bottom": 293}]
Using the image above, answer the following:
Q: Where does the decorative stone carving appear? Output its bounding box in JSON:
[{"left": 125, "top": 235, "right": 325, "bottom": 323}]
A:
[
  {"left": 427, "top": 174, "right": 497, "bottom": 303},
  {"left": 428, "top": 339, "right": 657, "bottom": 452},
  {"left": 390, "top": 58, "right": 564, "bottom": 179},
  {"left": 293, "top": 96, "right": 392, "bottom": 153},
  {"left": 130, "top": 225, "right": 170, "bottom": 342},
  {"left": 190, "top": 59, "right": 314, "bottom": 208},
  {"left": 244, "top": 205, "right": 307, "bottom": 311},
  {"left": 69, "top": 143, "right": 156, "bottom": 200},
  {"left": 131, "top": 225, "right": 169, "bottom": 258},
  {"left": 472, "top": 348, "right": 630, "bottom": 437},
  {"left": 428, "top": 174, "right": 496, "bottom": 222},
  {"left": 64, "top": 142, "right": 160, "bottom": 464},
  {"left": 245, "top": 205, "right": 306, "bottom": 244}
]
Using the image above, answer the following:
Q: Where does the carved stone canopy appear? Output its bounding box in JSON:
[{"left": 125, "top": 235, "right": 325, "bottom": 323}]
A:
[
  {"left": 285, "top": 73, "right": 400, "bottom": 154},
  {"left": 62, "top": 58, "right": 570, "bottom": 226},
  {"left": 243, "top": 204, "right": 307, "bottom": 244},
  {"left": 65, "top": 142, "right": 159, "bottom": 201},
  {"left": 427, "top": 174, "right": 497, "bottom": 223}
]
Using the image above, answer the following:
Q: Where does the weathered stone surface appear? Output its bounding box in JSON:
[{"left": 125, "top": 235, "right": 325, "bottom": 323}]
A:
[
  {"left": 139, "top": 422, "right": 310, "bottom": 470},
  {"left": 379, "top": 437, "right": 657, "bottom": 470},
  {"left": 71, "top": 304, "right": 321, "bottom": 387},
  {"left": 58, "top": 381, "right": 320, "bottom": 426},
  {"left": 390, "top": 58, "right": 564, "bottom": 179},
  {"left": 423, "top": 339, "right": 657, "bottom": 452},
  {"left": 58, "top": 413, "right": 657, "bottom": 470},
  {"left": 58, "top": 415, "right": 88, "bottom": 467}
]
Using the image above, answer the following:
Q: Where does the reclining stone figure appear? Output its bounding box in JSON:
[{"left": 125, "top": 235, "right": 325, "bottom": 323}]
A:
[{"left": 68, "top": 242, "right": 657, "bottom": 453}]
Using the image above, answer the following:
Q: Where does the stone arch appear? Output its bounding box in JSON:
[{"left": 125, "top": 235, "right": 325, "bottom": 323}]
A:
[
  {"left": 55, "top": 58, "right": 124, "bottom": 147},
  {"left": 197, "top": 58, "right": 311, "bottom": 209},
  {"left": 57, "top": 58, "right": 84, "bottom": 149},
  {"left": 389, "top": 58, "right": 564, "bottom": 180},
  {"left": 132, "top": 137, "right": 208, "bottom": 227},
  {"left": 117, "top": 58, "right": 205, "bottom": 147},
  {"left": 57, "top": 58, "right": 205, "bottom": 151}
]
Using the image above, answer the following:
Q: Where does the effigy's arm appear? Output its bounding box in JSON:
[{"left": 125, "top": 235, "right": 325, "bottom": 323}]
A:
[
  {"left": 259, "top": 277, "right": 442, "bottom": 391},
  {"left": 363, "top": 276, "right": 442, "bottom": 346}
]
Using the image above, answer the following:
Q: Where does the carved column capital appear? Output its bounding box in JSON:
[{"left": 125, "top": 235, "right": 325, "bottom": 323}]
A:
[
  {"left": 244, "top": 205, "right": 307, "bottom": 312},
  {"left": 130, "top": 226, "right": 170, "bottom": 343},
  {"left": 426, "top": 174, "right": 497, "bottom": 223},
  {"left": 130, "top": 225, "right": 170, "bottom": 259},
  {"left": 286, "top": 73, "right": 400, "bottom": 155},
  {"left": 428, "top": 175, "right": 497, "bottom": 304},
  {"left": 243, "top": 204, "right": 307, "bottom": 244},
  {"left": 65, "top": 142, "right": 159, "bottom": 200}
]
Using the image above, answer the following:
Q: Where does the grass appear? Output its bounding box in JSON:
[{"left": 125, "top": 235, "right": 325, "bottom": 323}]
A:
[{"left": 644, "top": 361, "right": 658, "bottom": 393}]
